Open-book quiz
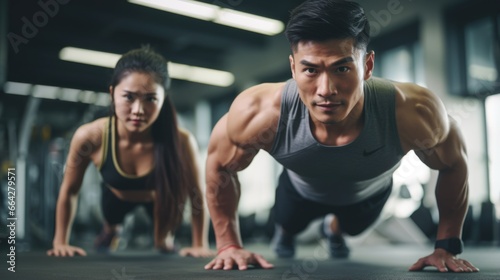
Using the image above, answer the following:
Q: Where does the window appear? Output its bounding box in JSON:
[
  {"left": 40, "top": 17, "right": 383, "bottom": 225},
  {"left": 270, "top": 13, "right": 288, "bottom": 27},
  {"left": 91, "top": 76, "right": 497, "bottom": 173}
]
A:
[
  {"left": 465, "top": 18, "right": 498, "bottom": 94},
  {"left": 446, "top": 0, "right": 500, "bottom": 206},
  {"left": 446, "top": 0, "right": 500, "bottom": 97},
  {"left": 371, "top": 21, "right": 422, "bottom": 84},
  {"left": 377, "top": 43, "right": 425, "bottom": 86}
]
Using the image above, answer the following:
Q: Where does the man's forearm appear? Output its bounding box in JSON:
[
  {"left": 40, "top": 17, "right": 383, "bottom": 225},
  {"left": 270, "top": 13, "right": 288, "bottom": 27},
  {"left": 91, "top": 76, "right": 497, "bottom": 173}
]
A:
[
  {"left": 435, "top": 161, "right": 469, "bottom": 240},
  {"left": 206, "top": 170, "right": 242, "bottom": 250}
]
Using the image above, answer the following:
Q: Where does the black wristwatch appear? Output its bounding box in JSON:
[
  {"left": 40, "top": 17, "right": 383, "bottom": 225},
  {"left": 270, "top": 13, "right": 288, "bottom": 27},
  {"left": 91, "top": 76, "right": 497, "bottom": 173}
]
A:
[{"left": 434, "top": 237, "right": 464, "bottom": 255}]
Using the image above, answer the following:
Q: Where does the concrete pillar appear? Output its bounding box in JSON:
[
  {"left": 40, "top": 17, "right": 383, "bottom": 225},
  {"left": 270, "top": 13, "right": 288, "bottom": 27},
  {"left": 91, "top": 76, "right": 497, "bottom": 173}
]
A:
[{"left": 0, "top": 0, "right": 8, "bottom": 88}]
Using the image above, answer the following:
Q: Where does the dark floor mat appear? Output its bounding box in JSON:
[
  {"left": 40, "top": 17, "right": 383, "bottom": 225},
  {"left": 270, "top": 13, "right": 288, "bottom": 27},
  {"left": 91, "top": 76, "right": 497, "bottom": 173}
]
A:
[{"left": 1, "top": 244, "right": 498, "bottom": 280}]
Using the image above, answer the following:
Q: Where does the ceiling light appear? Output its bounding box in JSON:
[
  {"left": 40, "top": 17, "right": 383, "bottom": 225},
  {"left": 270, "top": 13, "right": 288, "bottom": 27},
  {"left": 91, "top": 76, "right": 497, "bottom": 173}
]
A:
[
  {"left": 95, "top": 92, "right": 111, "bottom": 107},
  {"left": 60, "top": 47, "right": 120, "bottom": 68},
  {"left": 128, "top": 0, "right": 218, "bottom": 21},
  {"left": 59, "top": 47, "right": 234, "bottom": 87},
  {"left": 215, "top": 9, "right": 284, "bottom": 36},
  {"left": 79, "top": 90, "right": 97, "bottom": 104},
  {"left": 32, "top": 85, "right": 59, "bottom": 100},
  {"left": 59, "top": 88, "right": 81, "bottom": 102},
  {"left": 4, "top": 81, "right": 32, "bottom": 95},
  {"left": 5, "top": 81, "right": 114, "bottom": 107},
  {"left": 169, "top": 62, "right": 234, "bottom": 87},
  {"left": 128, "top": 0, "right": 284, "bottom": 36},
  {"left": 469, "top": 64, "right": 498, "bottom": 82}
]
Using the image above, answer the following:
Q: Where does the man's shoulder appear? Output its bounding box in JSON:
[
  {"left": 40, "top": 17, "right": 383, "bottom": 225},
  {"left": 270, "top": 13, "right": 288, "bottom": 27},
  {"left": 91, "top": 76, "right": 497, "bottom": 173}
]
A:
[
  {"left": 240, "top": 81, "right": 288, "bottom": 98},
  {"left": 231, "top": 81, "right": 286, "bottom": 115},
  {"left": 391, "top": 81, "right": 438, "bottom": 104},
  {"left": 226, "top": 82, "right": 285, "bottom": 148},
  {"left": 392, "top": 81, "right": 449, "bottom": 151}
]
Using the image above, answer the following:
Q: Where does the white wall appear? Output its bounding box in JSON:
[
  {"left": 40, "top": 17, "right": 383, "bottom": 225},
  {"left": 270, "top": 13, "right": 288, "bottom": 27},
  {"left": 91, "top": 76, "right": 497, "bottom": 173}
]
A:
[{"left": 486, "top": 94, "right": 500, "bottom": 217}]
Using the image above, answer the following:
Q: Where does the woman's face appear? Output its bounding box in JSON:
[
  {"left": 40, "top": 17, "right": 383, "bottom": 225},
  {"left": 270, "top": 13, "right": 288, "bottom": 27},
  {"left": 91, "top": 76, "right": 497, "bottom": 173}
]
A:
[{"left": 111, "top": 71, "right": 165, "bottom": 133}]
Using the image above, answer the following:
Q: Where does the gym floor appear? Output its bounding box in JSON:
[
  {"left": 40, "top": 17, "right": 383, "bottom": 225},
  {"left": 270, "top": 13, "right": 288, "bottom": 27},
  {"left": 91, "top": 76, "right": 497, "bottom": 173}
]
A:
[{"left": 1, "top": 242, "right": 499, "bottom": 280}]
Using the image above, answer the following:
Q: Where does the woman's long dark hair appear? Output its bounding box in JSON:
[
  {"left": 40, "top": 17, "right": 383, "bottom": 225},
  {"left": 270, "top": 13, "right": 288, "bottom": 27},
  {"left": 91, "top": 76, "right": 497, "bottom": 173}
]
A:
[{"left": 109, "top": 46, "right": 190, "bottom": 246}]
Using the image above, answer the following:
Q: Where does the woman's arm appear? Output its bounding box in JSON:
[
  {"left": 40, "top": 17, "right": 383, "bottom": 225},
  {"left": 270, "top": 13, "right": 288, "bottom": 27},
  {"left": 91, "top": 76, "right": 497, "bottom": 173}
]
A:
[
  {"left": 179, "top": 130, "right": 213, "bottom": 257},
  {"left": 47, "top": 122, "right": 101, "bottom": 257}
]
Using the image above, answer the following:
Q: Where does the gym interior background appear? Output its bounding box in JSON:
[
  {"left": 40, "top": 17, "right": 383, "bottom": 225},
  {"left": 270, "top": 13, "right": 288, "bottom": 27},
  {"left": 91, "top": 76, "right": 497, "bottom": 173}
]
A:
[{"left": 0, "top": 0, "right": 499, "bottom": 252}]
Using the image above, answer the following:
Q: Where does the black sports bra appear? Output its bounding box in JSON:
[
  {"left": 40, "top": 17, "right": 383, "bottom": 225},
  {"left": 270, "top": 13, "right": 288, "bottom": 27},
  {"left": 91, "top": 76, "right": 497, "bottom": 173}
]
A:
[{"left": 99, "top": 116, "right": 154, "bottom": 190}]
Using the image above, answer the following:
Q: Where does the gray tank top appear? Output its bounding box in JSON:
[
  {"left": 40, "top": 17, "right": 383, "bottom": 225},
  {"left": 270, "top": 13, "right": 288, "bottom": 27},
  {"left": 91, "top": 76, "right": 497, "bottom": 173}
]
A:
[{"left": 269, "top": 77, "right": 405, "bottom": 206}]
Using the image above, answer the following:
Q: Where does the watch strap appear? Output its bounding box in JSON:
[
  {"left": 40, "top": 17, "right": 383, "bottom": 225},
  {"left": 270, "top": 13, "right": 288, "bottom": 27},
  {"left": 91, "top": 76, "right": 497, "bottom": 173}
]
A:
[{"left": 434, "top": 237, "right": 464, "bottom": 255}]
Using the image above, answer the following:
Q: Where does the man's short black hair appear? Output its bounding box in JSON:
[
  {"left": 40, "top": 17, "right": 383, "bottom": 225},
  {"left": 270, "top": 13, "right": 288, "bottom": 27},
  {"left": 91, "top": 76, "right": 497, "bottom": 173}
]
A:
[{"left": 285, "top": 0, "right": 370, "bottom": 52}]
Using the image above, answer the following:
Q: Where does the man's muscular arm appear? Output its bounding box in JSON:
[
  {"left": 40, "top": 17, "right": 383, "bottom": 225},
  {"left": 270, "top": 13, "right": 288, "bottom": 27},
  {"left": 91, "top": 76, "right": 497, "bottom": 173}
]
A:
[
  {"left": 415, "top": 119, "right": 468, "bottom": 241},
  {"left": 395, "top": 83, "right": 478, "bottom": 272},
  {"left": 397, "top": 84, "right": 467, "bottom": 241},
  {"left": 205, "top": 114, "right": 258, "bottom": 250},
  {"left": 204, "top": 83, "right": 282, "bottom": 270}
]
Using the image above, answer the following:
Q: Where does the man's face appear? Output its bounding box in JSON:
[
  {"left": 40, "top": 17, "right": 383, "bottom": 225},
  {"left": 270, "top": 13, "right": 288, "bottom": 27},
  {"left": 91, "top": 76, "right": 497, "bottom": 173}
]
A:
[{"left": 289, "top": 38, "right": 374, "bottom": 126}]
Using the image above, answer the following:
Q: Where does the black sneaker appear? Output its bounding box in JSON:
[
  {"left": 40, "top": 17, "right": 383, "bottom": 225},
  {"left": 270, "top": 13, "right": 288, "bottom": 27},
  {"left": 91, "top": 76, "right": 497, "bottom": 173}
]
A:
[
  {"left": 94, "top": 229, "right": 119, "bottom": 253},
  {"left": 157, "top": 244, "right": 178, "bottom": 255},
  {"left": 271, "top": 226, "right": 295, "bottom": 258},
  {"left": 326, "top": 234, "right": 350, "bottom": 258},
  {"left": 319, "top": 220, "right": 350, "bottom": 259}
]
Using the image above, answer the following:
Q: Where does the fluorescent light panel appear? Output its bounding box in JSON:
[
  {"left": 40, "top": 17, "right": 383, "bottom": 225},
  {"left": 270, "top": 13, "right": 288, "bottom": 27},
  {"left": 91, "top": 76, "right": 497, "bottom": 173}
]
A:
[
  {"left": 32, "top": 85, "right": 59, "bottom": 100},
  {"left": 169, "top": 62, "right": 234, "bottom": 87},
  {"left": 95, "top": 92, "right": 111, "bottom": 107},
  {"left": 128, "top": 0, "right": 218, "bottom": 21},
  {"left": 59, "top": 47, "right": 234, "bottom": 87},
  {"left": 215, "top": 9, "right": 284, "bottom": 36},
  {"left": 128, "top": 0, "right": 284, "bottom": 36},
  {"left": 60, "top": 47, "right": 120, "bottom": 68},
  {"left": 79, "top": 90, "right": 97, "bottom": 104},
  {"left": 4, "top": 81, "right": 32, "bottom": 95},
  {"left": 4, "top": 81, "right": 110, "bottom": 107},
  {"left": 59, "top": 88, "right": 81, "bottom": 102},
  {"left": 469, "top": 64, "right": 498, "bottom": 82}
]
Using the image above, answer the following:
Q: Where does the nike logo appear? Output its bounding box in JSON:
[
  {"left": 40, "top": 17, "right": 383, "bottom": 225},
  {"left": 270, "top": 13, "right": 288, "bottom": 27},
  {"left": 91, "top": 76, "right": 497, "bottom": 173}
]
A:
[{"left": 363, "top": 145, "right": 385, "bottom": 156}]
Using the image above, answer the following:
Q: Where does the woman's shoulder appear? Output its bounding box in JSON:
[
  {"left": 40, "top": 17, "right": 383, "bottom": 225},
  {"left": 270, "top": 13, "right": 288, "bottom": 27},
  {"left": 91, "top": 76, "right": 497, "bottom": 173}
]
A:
[
  {"left": 178, "top": 128, "right": 199, "bottom": 150},
  {"left": 71, "top": 117, "right": 108, "bottom": 148},
  {"left": 178, "top": 127, "right": 196, "bottom": 143},
  {"left": 178, "top": 127, "right": 192, "bottom": 140},
  {"left": 63, "top": 117, "right": 108, "bottom": 168}
]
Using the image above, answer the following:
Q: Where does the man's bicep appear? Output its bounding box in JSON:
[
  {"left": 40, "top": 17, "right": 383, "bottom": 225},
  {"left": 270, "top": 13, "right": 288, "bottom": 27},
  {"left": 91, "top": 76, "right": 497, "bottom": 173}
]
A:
[
  {"left": 414, "top": 119, "right": 467, "bottom": 171},
  {"left": 396, "top": 84, "right": 450, "bottom": 153},
  {"left": 207, "top": 115, "right": 257, "bottom": 174}
]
